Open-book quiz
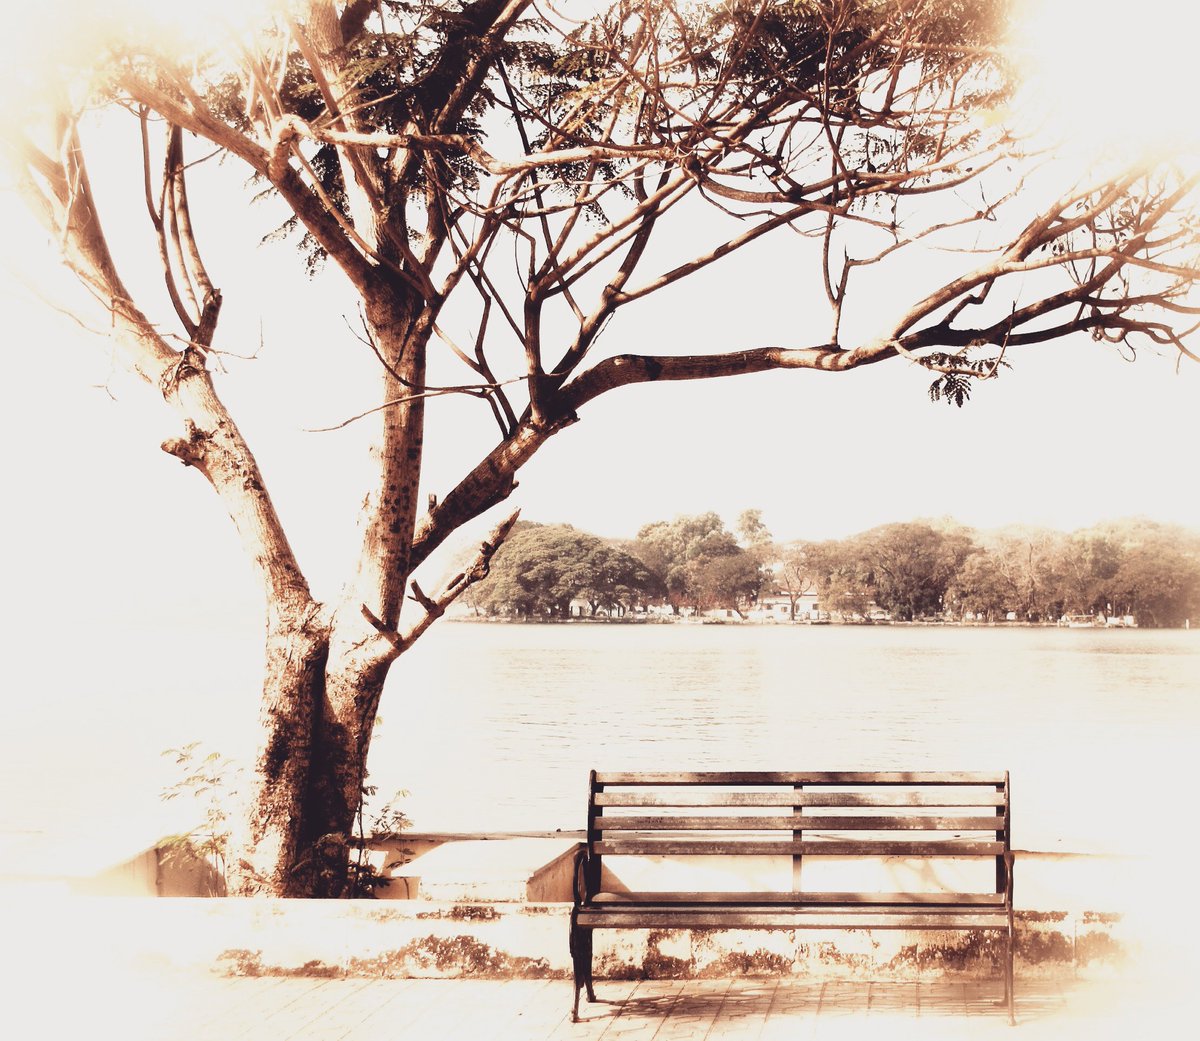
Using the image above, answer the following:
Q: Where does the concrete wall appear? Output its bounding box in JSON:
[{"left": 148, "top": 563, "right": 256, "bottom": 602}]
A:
[
  {"left": 5, "top": 896, "right": 1138, "bottom": 984},
  {"left": 6, "top": 837, "right": 1187, "bottom": 984},
  {"left": 1, "top": 837, "right": 225, "bottom": 898}
]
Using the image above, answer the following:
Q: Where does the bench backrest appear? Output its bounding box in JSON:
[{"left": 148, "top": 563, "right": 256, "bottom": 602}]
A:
[{"left": 584, "top": 771, "right": 1010, "bottom": 901}]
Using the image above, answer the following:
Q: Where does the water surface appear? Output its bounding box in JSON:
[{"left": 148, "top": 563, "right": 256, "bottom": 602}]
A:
[
  {"left": 379, "top": 623, "right": 1199, "bottom": 854},
  {"left": 3, "top": 622, "right": 1195, "bottom": 859}
]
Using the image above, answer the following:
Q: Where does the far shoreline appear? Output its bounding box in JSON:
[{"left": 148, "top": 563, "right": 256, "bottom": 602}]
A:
[{"left": 447, "top": 615, "right": 1193, "bottom": 630}]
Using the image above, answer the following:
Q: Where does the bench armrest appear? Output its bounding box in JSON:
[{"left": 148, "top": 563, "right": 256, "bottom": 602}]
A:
[
  {"left": 1003, "top": 850, "right": 1015, "bottom": 908},
  {"left": 572, "top": 845, "right": 590, "bottom": 907}
]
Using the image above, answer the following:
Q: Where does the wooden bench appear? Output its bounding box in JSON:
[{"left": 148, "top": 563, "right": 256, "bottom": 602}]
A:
[{"left": 570, "top": 771, "right": 1014, "bottom": 1024}]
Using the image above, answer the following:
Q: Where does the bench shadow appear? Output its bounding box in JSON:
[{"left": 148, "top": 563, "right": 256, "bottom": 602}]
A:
[{"left": 580, "top": 979, "right": 1068, "bottom": 1025}]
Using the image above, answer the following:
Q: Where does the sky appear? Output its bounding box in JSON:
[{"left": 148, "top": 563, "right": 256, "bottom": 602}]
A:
[
  {"left": 1, "top": 0, "right": 1197, "bottom": 608},
  {"left": 4, "top": 166, "right": 1196, "bottom": 609},
  {"left": 1, "top": 0, "right": 1198, "bottom": 850}
]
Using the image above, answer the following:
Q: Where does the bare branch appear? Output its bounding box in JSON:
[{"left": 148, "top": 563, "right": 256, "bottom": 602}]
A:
[
  {"left": 366, "top": 508, "right": 521, "bottom": 656},
  {"left": 303, "top": 377, "right": 525, "bottom": 432}
]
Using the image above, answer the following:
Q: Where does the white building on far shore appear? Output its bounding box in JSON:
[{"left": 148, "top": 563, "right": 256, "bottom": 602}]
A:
[{"left": 746, "top": 592, "right": 827, "bottom": 623}]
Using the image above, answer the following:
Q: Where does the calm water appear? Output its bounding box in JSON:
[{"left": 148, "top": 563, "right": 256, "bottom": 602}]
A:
[
  {"left": 4, "top": 622, "right": 1198, "bottom": 859},
  {"left": 377, "top": 623, "right": 1200, "bottom": 855}
]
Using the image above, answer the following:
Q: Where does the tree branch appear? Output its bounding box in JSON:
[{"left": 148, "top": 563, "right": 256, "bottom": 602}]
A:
[
  {"left": 365, "top": 508, "right": 521, "bottom": 656},
  {"left": 119, "top": 72, "right": 377, "bottom": 292}
]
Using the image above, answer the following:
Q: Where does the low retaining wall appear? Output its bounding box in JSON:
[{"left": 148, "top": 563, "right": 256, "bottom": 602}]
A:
[
  {"left": 7, "top": 837, "right": 1190, "bottom": 985},
  {"left": 5, "top": 896, "right": 1135, "bottom": 983}
]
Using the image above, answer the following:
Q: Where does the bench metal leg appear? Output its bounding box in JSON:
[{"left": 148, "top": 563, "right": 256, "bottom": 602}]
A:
[
  {"left": 993, "top": 924, "right": 1016, "bottom": 1024},
  {"left": 569, "top": 921, "right": 596, "bottom": 1021},
  {"left": 1005, "top": 917, "right": 1016, "bottom": 1026}
]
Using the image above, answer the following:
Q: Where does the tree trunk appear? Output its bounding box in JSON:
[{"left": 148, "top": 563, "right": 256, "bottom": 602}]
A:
[
  {"left": 235, "top": 278, "right": 430, "bottom": 898},
  {"left": 228, "top": 605, "right": 398, "bottom": 898},
  {"left": 296, "top": 623, "right": 393, "bottom": 898},
  {"left": 226, "top": 601, "right": 329, "bottom": 895}
]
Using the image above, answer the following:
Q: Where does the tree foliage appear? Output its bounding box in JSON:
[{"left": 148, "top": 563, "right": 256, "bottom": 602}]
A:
[
  {"left": 633, "top": 512, "right": 759, "bottom": 611},
  {"left": 474, "top": 511, "right": 1200, "bottom": 627},
  {"left": 1110, "top": 534, "right": 1200, "bottom": 627},
  {"left": 471, "top": 522, "right": 660, "bottom": 616},
  {"left": 858, "top": 522, "right": 974, "bottom": 620},
  {"left": 772, "top": 540, "right": 820, "bottom": 619},
  {"left": 692, "top": 550, "right": 765, "bottom": 613},
  {"left": 944, "top": 550, "right": 1011, "bottom": 622},
  {"left": 809, "top": 516, "right": 1200, "bottom": 625},
  {"left": 8, "top": 0, "right": 1200, "bottom": 895}
]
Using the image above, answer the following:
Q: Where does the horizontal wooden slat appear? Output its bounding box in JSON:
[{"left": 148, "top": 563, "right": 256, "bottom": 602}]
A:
[
  {"left": 594, "top": 772, "right": 1007, "bottom": 786},
  {"left": 576, "top": 910, "right": 1008, "bottom": 930},
  {"left": 595, "top": 815, "right": 1004, "bottom": 832},
  {"left": 598, "top": 792, "right": 800, "bottom": 808},
  {"left": 595, "top": 840, "right": 1004, "bottom": 857},
  {"left": 591, "top": 903, "right": 998, "bottom": 917},
  {"left": 595, "top": 792, "right": 1005, "bottom": 808},
  {"left": 798, "top": 891, "right": 1004, "bottom": 905},
  {"left": 797, "top": 793, "right": 1006, "bottom": 808},
  {"left": 592, "top": 892, "right": 1005, "bottom": 906}
]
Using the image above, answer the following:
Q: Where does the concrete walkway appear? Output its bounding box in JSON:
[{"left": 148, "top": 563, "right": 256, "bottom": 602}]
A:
[{"left": 5, "top": 971, "right": 1183, "bottom": 1041}]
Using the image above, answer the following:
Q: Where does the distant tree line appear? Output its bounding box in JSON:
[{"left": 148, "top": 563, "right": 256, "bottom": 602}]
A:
[
  {"left": 792, "top": 519, "right": 1200, "bottom": 626},
  {"left": 464, "top": 514, "right": 1200, "bottom": 628},
  {"left": 464, "top": 524, "right": 662, "bottom": 618}
]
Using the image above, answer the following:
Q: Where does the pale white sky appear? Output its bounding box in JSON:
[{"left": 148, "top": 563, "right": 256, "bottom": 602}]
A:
[
  {"left": 0, "top": 0, "right": 1198, "bottom": 855},
  {"left": 2, "top": 0, "right": 1198, "bottom": 615},
  {"left": 2, "top": 177, "right": 1195, "bottom": 613}
]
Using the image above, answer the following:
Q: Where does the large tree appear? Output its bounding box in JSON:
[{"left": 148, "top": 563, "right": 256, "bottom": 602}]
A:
[
  {"left": 772, "top": 540, "right": 820, "bottom": 620},
  {"left": 944, "top": 549, "right": 1009, "bottom": 621},
  {"left": 806, "top": 538, "right": 875, "bottom": 620},
  {"left": 1112, "top": 542, "right": 1200, "bottom": 628},
  {"left": 983, "top": 526, "right": 1066, "bottom": 622},
  {"left": 858, "top": 521, "right": 973, "bottom": 620},
  {"left": 470, "top": 522, "right": 659, "bottom": 616},
  {"left": 8, "top": 0, "right": 1200, "bottom": 895},
  {"left": 633, "top": 511, "right": 747, "bottom": 611}
]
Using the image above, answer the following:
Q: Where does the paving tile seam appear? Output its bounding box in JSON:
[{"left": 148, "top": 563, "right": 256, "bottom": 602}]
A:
[
  {"left": 70, "top": 973, "right": 1177, "bottom": 1040},
  {"left": 286, "top": 978, "right": 404, "bottom": 1041}
]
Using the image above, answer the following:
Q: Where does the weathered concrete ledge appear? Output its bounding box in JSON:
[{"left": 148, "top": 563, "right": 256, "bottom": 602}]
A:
[
  {"left": 4, "top": 895, "right": 1136, "bottom": 983},
  {"left": 367, "top": 839, "right": 1169, "bottom": 914},
  {"left": 12, "top": 830, "right": 1175, "bottom": 917},
  {"left": 375, "top": 836, "right": 580, "bottom": 901},
  {"left": 5, "top": 836, "right": 1188, "bottom": 985}
]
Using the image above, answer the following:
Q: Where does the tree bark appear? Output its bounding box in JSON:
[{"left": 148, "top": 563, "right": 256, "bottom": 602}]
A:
[
  {"left": 227, "top": 607, "right": 397, "bottom": 899},
  {"left": 229, "top": 604, "right": 331, "bottom": 895},
  {"left": 267, "top": 278, "right": 429, "bottom": 898}
]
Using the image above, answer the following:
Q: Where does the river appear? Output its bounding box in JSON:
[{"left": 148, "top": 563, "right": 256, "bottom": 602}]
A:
[
  {"left": 375, "top": 622, "right": 1200, "bottom": 855},
  {"left": 3, "top": 622, "right": 1197, "bottom": 861}
]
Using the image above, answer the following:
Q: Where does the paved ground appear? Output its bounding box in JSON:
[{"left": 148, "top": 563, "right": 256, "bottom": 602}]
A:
[{"left": 6, "top": 972, "right": 1183, "bottom": 1041}]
